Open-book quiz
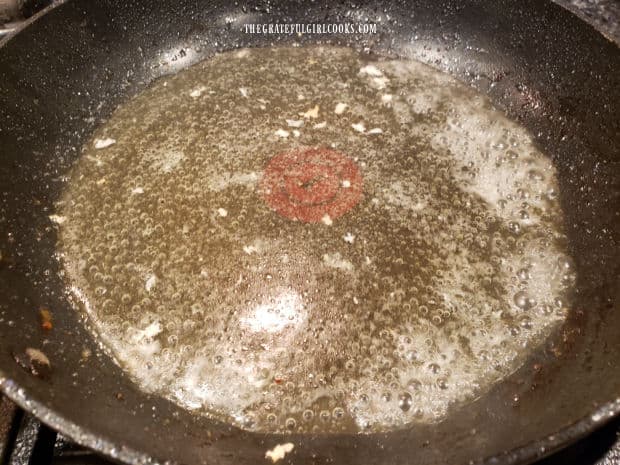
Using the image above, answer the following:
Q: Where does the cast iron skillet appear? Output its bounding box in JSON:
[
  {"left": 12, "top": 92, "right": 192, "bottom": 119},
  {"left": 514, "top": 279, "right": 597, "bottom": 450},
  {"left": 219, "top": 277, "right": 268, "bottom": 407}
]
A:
[{"left": 0, "top": 1, "right": 618, "bottom": 464}]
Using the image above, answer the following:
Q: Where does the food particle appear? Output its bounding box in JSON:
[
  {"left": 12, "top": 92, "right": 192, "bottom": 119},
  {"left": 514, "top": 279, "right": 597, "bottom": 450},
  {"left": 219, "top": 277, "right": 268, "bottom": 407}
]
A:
[
  {"left": 48, "top": 215, "right": 66, "bottom": 224},
  {"left": 39, "top": 307, "right": 53, "bottom": 331},
  {"left": 189, "top": 86, "right": 207, "bottom": 98},
  {"left": 372, "top": 76, "right": 389, "bottom": 89},
  {"left": 243, "top": 245, "right": 258, "bottom": 255},
  {"left": 359, "top": 64, "right": 383, "bottom": 77},
  {"left": 286, "top": 119, "right": 304, "bottom": 128},
  {"left": 352, "top": 122, "right": 366, "bottom": 133},
  {"left": 334, "top": 102, "right": 347, "bottom": 114},
  {"left": 265, "top": 443, "right": 294, "bottom": 463},
  {"left": 14, "top": 347, "right": 52, "bottom": 378},
  {"left": 26, "top": 348, "right": 50, "bottom": 365},
  {"left": 145, "top": 274, "right": 157, "bottom": 292},
  {"left": 299, "top": 105, "right": 319, "bottom": 119},
  {"left": 94, "top": 138, "right": 116, "bottom": 149}
]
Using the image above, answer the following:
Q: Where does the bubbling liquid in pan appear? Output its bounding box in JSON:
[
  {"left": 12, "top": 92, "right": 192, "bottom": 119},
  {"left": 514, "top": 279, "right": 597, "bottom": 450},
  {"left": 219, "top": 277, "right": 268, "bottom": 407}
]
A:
[{"left": 57, "top": 46, "right": 575, "bottom": 433}]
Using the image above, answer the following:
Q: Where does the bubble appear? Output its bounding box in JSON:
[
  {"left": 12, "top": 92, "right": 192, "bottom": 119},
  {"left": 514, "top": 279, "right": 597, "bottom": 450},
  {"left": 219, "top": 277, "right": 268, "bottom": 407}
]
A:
[
  {"left": 540, "top": 304, "right": 554, "bottom": 315},
  {"left": 285, "top": 417, "right": 297, "bottom": 430},
  {"left": 406, "top": 379, "right": 421, "bottom": 392},
  {"left": 528, "top": 170, "right": 544, "bottom": 181},
  {"left": 557, "top": 257, "right": 573, "bottom": 271},
  {"left": 513, "top": 291, "right": 537, "bottom": 310},
  {"left": 243, "top": 415, "right": 256, "bottom": 428},
  {"left": 428, "top": 363, "right": 441, "bottom": 374},
  {"left": 508, "top": 221, "right": 521, "bottom": 234},
  {"left": 437, "top": 378, "right": 448, "bottom": 390},
  {"left": 519, "top": 316, "right": 533, "bottom": 330},
  {"left": 398, "top": 392, "right": 413, "bottom": 412},
  {"left": 516, "top": 268, "right": 530, "bottom": 281}
]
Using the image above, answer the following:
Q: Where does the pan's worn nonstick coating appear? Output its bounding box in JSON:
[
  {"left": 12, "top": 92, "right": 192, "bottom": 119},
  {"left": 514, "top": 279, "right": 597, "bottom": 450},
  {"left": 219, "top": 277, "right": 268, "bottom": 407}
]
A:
[{"left": 0, "top": 1, "right": 618, "bottom": 464}]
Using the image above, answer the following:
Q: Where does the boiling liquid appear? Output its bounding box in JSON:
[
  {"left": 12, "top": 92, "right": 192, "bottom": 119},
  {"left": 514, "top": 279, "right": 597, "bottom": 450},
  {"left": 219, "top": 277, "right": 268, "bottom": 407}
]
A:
[{"left": 57, "top": 46, "right": 574, "bottom": 433}]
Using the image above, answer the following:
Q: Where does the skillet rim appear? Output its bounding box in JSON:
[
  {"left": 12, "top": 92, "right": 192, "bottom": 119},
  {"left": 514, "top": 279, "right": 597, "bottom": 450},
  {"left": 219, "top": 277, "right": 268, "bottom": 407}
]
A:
[{"left": 2, "top": 376, "right": 619, "bottom": 465}]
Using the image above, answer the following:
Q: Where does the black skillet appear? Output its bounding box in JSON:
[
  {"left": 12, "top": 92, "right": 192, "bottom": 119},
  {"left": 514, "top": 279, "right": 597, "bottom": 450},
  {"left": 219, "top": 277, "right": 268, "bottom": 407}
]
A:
[{"left": 0, "top": 0, "right": 619, "bottom": 464}]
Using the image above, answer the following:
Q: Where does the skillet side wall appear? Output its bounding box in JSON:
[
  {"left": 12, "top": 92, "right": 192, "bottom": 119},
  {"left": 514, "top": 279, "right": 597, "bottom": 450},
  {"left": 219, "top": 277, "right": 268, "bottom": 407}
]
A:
[{"left": 0, "top": 1, "right": 618, "bottom": 464}]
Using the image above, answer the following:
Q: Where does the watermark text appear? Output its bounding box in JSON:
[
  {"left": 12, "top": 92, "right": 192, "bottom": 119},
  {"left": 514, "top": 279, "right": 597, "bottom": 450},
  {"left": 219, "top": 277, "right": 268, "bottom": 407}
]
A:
[{"left": 243, "top": 23, "right": 377, "bottom": 35}]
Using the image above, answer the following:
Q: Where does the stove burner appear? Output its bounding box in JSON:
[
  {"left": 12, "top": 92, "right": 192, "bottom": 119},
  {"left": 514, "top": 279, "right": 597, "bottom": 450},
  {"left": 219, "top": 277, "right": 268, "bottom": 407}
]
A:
[{"left": 260, "top": 147, "right": 363, "bottom": 223}]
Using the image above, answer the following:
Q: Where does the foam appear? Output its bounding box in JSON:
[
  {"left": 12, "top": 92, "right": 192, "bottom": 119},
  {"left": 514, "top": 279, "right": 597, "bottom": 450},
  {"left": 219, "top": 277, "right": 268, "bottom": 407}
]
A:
[{"left": 58, "top": 46, "right": 573, "bottom": 434}]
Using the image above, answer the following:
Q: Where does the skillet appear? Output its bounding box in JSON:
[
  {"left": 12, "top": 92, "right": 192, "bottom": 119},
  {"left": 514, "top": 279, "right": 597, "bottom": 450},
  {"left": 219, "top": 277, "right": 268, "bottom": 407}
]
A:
[{"left": 0, "top": 1, "right": 619, "bottom": 464}]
